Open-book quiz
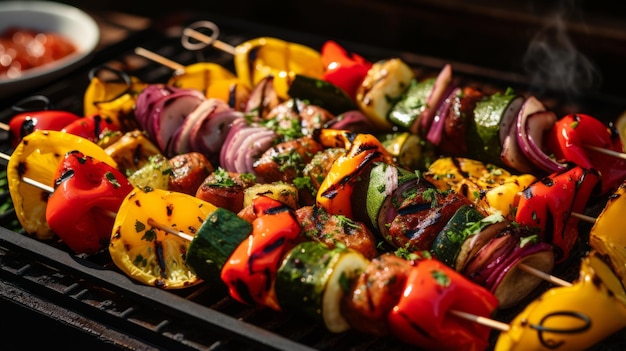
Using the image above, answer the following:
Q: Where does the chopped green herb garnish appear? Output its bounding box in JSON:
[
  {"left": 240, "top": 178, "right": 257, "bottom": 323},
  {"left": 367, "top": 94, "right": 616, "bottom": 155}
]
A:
[
  {"left": 105, "top": 171, "right": 122, "bottom": 188},
  {"left": 432, "top": 269, "right": 451, "bottom": 287}
]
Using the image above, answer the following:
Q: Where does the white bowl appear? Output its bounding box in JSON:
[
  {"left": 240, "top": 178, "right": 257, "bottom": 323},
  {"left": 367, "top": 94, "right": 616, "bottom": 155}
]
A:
[{"left": 0, "top": 1, "right": 100, "bottom": 98}]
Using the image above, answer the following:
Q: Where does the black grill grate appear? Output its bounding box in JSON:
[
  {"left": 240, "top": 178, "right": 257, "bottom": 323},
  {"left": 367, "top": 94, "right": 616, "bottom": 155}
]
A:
[{"left": 0, "top": 10, "right": 625, "bottom": 351}]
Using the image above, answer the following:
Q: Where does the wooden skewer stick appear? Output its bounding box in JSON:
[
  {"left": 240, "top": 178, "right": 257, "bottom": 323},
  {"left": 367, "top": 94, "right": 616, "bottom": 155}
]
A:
[
  {"left": 182, "top": 23, "right": 237, "bottom": 55},
  {"left": 450, "top": 310, "right": 510, "bottom": 332},
  {"left": 571, "top": 211, "right": 597, "bottom": 224},
  {"left": 584, "top": 144, "right": 626, "bottom": 161},
  {"left": 518, "top": 262, "right": 573, "bottom": 287},
  {"left": 147, "top": 217, "right": 195, "bottom": 241},
  {"left": 134, "top": 47, "right": 186, "bottom": 73},
  {"left": 21, "top": 176, "right": 55, "bottom": 194}
]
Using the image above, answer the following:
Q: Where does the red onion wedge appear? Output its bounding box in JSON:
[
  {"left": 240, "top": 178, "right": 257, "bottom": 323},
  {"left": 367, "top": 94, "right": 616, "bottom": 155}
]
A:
[
  {"left": 487, "top": 240, "right": 554, "bottom": 309},
  {"left": 463, "top": 229, "right": 518, "bottom": 284},
  {"left": 413, "top": 63, "right": 453, "bottom": 134},
  {"left": 220, "top": 117, "right": 248, "bottom": 171},
  {"left": 463, "top": 224, "right": 555, "bottom": 309},
  {"left": 152, "top": 90, "right": 205, "bottom": 154},
  {"left": 233, "top": 128, "right": 276, "bottom": 175},
  {"left": 134, "top": 84, "right": 184, "bottom": 130},
  {"left": 324, "top": 110, "right": 379, "bottom": 133},
  {"left": 189, "top": 109, "right": 243, "bottom": 160},
  {"left": 220, "top": 118, "right": 276, "bottom": 173},
  {"left": 500, "top": 96, "right": 537, "bottom": 174},
  {"left": 516, "top": 96, "right": 568, "bottom": 173},
  {"left": 426, "top": 86, "right": 458, "bottom": 145},
  {"left": 167, "top": 98, "right": 227, "bottom": 156},
  {"left": 455, "top": 215, "right": 507, "bottom": 272}
]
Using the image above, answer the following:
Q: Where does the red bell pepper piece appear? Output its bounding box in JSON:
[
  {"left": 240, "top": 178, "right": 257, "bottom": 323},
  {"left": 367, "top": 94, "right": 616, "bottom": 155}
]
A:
[
  {"left": 62, "top": 114, "right": 121, "bottom": 144},
  {"left": 46, "top": 150, "right": 134, "bottom": 255},
  {"left": 321, "top": 40, "right": 373, "bottom": 101},
  {"left": 515, "top": 166, "right": 599, "bottom": 264},
  {"left": 546, "top": 113, "right": 626, "bottom": 195},
  {"left": 7, "top": 110, "right": 81, "bottom": 147},
  {"left": 221, "top": 196, "right": 302, "bottom": 311},
  {"left": 387, "top": 257, "right": 499, "bottom": 351}
]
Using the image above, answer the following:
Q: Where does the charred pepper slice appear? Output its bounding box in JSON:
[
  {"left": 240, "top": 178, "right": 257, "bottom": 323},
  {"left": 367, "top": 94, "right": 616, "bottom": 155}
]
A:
[
  {"left": 589, "top": 180, "right": 626, "bottom": 288},
  {"left": 7, "top": 130, "right": 117, "bottom": 240},
  {"left": 62, "top": 113, "right": 121, "bottom": 145},
  {"left": 83, "top": 66, "right": 147, "bottom": 132},
  {"left": 7, "top": 109, "right": 81, "bottom": 147},
  {"left": 515, "top": 166, "right": 599, "bottom": 264},
  {"left": 424, "top": 157, "right": 536, "bottom": 219},
  {"left": 234, "top": 37, "right": 324, "bottom": 100},
  {"left": 495, "top": 252, "right": 626, "bottom": 351},
  {"left": 387, "top": 256, "right": 499, "bottom": 351},
  {"left": 320, "top": 40, "right": 372, "bottom": 101},
  {"left": 316, "top": 131, "right": 393, "bottom": 218},
  {"left": 46, "top": 151, "right": 134, "bottom": 254},
  {"left": 167, "top": 62, "right": 250, "bottom": 111},
  {"left": 546, "top": 113, "right": 626, "bottom": 195},
  {"left": 221, "top": 196, "right": 302, "bottom": 311},
  {"left": 109, "top": 187, "right": 217, "bottom": 289}
]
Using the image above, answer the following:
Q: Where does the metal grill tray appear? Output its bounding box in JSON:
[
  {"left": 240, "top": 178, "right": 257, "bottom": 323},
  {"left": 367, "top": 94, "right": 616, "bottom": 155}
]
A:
[{"left": 1, "top": 11, "right": 625, "bottom": 351}]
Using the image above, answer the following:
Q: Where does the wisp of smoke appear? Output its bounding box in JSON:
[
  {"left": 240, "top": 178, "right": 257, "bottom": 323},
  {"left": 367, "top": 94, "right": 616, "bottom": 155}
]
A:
[{"left": 522, "top": 5, "right": 602, "bottom": 96}]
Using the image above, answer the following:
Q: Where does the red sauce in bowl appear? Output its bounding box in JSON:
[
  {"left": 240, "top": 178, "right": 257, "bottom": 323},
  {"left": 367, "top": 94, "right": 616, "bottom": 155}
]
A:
[{"left": 0, "top": 27, "right": 77, "bottom": 79}]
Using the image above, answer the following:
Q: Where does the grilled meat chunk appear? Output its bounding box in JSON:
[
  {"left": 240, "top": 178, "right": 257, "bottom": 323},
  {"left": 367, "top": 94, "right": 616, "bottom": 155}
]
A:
[
  {"left": 253, "top": 136, "right": 323, "bottom": 183},
  {"left": 265, "top": 98, "right": 335, "bottom": 137},
  {"left": 296, "top": 205, "right": 378, "bottom": 260},
  {"left": 341, "top": 253, "right": 412, "bottom": 336},
  {"left": 168, "top": 152, "right": 214, "bottom": 195},
  {"left": 195, "top": 168, "right": 256, "bottom": 213},
  {"left": 385, "top": 187, "right": 473, "bottom": 251}
]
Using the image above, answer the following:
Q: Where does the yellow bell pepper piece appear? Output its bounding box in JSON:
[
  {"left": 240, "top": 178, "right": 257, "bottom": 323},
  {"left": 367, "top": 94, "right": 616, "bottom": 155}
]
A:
[
  {"left": 424, "top": 157, "right": 536, "bottom": 218},
  {"left": 315, "top": 128, "right": 357, "bottom": 149},
  {"left": 104, "top": 130, "right": 163, "bottom": 176},
  {"left": 109, "top": 187, "right": 217, "bottom": 289},
  {"left": 167, "top": 62, "right": 250, "bottom": 110},
  {"left": 233, "top": 37, "right": 324, "bottom": 100},
  {"left": 7, "top": 130, "right": 117, "bottom": 240},
  {"left": 495, "top": 252, "right": 626, "bottom": 351},
  {"left": 83, "top": 72, "right": 147, "bottom": 131},
  {"left": 590, "top": 180, "right": 626, "bottom": 288}
]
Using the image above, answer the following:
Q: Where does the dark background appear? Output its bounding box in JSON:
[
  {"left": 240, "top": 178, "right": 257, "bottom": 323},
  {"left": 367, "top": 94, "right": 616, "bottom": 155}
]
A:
[{"left": 60, "top": 0, "right": 626, "bottom": 104}]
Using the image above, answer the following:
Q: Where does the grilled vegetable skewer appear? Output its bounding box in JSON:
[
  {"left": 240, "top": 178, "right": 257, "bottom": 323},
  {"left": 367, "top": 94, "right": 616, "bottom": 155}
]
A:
[
  {"left": 3, "top": 135, "right": 620, "bottom": 351},
  {"left": 5, "top": 162, "right": 572, "bottom": 288}
]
